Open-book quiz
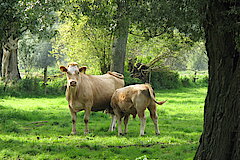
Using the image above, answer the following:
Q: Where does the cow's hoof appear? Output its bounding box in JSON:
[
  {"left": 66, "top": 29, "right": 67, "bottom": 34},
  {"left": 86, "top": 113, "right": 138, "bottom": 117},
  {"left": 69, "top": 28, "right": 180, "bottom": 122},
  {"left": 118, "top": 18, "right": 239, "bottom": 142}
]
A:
[
  {"left": 156, "top": 132, "right": 160, "bottom": 136},
  {"left": 84, "top": 131, "right": 89, "bottom": 135}
]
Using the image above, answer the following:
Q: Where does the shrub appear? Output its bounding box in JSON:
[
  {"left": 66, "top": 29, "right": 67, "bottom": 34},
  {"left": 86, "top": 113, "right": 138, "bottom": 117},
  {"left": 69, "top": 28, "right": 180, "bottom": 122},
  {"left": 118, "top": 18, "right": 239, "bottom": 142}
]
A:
[
  {"left": 0, "top": 76, "right": 66, "bottom": 97},
  {"left": 180, "top": 76, "right": 194, "bottom": 87},
  {"left": 124, "top": 71, "right": 143, "bottom": 86},
  {"left": 150, "top": 70, "right": 181, "bottom": 89},
  {"left": 46, "top": 77, "right": 66, "bottom": 95}
]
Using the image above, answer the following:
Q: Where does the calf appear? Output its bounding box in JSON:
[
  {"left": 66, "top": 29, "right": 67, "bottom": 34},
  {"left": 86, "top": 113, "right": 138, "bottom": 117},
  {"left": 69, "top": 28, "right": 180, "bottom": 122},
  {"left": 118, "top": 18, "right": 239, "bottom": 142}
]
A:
[
  {"left": 60, "top": 62, "right": 124, "bottom": 134},
  {"left": 110, "top": 84, "right": 166, "bottom": 136}
]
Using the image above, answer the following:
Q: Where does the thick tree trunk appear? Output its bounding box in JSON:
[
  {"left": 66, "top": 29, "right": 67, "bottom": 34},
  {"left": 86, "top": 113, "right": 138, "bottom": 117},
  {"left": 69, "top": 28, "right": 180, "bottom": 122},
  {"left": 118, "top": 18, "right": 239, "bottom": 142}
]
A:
[
  {"left": 111, "top": 0, "right": 129, "bottom": 74},
  {"left": 194, "top": 1, "right": 240, "bottom": 160},
  {"left": 1, "top": 36, "right": 21, "bottom": 80}
]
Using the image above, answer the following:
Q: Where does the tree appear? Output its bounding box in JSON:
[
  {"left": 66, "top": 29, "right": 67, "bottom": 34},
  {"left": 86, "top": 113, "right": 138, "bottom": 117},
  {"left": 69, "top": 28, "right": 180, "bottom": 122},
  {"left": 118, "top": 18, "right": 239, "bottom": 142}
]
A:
[
  {"left": 0, "top": 0, "right": 59, "bottom": 80},
  {"left": 187, "top": 41, "right": 207, "bottom": 71},
  {"left": 53, "top": 18, "right": 113, "bottom": 74},
  {"left": 127, "top": 29, "right": 193, "bottom": 71},
  {"left": 18, "top": 32, "right": 38, "bottom": 75},
  {"left": 35, "top": 40, "right": 56, "bottom": 87},
  {"left": 194, "top": 1, "right": 240, "bottom": 159},
  {"left": 60, "top": 0, "right": 201, "bottom": 74},
  {"left": 110, "top": 0, "right": 129, "bottom": 74}
]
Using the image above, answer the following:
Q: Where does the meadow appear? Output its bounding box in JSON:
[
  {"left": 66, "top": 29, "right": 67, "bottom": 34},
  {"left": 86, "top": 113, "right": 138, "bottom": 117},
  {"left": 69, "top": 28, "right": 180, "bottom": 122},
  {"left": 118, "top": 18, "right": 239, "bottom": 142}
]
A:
[{"left": 0, "top": 87, "right": 206, "bottom": 160}]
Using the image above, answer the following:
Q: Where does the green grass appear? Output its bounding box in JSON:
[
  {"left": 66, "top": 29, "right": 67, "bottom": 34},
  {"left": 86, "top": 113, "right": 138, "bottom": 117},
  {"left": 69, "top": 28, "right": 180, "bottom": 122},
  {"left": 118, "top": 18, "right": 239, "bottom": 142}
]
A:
[{"left": 0, "top": 87, "right": 206, "bottom": 160}]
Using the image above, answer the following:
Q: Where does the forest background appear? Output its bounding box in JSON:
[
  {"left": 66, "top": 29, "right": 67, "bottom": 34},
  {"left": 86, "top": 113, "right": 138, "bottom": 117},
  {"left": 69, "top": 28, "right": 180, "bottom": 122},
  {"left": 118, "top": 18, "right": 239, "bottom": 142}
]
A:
[{"left": 0, "top": 0, "right": 208, "bottom": 96}]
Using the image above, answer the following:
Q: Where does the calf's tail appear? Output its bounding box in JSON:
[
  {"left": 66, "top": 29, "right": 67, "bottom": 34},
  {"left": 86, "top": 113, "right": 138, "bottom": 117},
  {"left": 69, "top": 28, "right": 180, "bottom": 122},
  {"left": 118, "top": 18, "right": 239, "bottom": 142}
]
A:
[{"left": 146, "top": 84, "right": 167, "bottom": 105}]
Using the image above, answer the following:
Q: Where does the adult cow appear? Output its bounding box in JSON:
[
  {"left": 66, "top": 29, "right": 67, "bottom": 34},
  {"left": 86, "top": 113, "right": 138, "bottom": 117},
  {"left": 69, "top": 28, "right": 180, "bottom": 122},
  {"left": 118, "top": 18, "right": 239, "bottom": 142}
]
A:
[
  {"left": 60, "top": 62, "right": 124, "bottom": 135},
  {"left": 110, "top": 84, "right": 166, "bottom": 136}
]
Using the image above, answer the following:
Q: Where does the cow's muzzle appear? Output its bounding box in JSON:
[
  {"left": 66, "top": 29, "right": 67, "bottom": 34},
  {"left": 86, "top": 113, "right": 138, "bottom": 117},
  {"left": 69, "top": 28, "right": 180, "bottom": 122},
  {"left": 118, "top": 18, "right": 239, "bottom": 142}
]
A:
[{"left": 69, "top": 80, "right": 77, "bottom": 87}]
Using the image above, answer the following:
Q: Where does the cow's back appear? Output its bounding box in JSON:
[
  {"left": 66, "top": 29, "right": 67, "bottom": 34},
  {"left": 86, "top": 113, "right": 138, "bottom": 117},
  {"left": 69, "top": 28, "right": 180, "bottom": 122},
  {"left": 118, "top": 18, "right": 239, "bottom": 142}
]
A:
[
  {"left": 111, "top": 84, "right": 152, "bottom": 112},
  {"left": 86, "top": 74, "right": 124, "bottom": 111}
]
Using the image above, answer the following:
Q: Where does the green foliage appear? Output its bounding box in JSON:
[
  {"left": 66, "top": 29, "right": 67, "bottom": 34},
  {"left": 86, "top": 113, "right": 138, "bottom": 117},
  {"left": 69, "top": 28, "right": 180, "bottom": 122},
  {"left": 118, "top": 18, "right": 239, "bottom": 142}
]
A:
[
  {"left": 179, "top": 71, "right": 208, "bottom": 87},
  {"left": 127, "top": 29, "right": 194, "bottom": 71},
  {"left": 53, "top": 18, "right": 111, "bottom": 74},
  {"left": 150, "top": 70, "right": 181, "bottom": 89},
  {"left": 18, "top": 32, "right": 38, "bottom": 73},
  {"left": 0, "top": 0, "right": 60, "bottom": 41},
  {"left": 148, "top": 70, "right": 208, "bottom": 89},
  {"left": 0, "top": 87, "right": 206, "bottom": 159},
  {"left": 124, "top": 71, "right": 143, "bottom": 86},
  {"left": 0, "top": 77, "right": 66, "bottom": 97},
  {"left": 186, "top": 41, "right": 208, "bottom": 71}
]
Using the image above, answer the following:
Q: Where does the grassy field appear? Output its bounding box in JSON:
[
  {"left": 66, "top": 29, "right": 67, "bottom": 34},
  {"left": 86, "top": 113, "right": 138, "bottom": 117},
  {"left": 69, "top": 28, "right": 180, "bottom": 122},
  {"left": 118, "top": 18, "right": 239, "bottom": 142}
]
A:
[{"left": 0, "top": 87, "right": 206, "bottom": 160}]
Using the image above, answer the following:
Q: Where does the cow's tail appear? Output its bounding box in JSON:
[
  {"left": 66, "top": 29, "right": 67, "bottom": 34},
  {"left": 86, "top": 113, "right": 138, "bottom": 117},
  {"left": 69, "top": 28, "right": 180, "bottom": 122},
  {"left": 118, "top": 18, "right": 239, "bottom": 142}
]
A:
[
  {"left": 107, "top": 71, "right": 124, "bottom": 79},
  {"left": 146, "top": 84, "right": 167, "bottom": 105}
]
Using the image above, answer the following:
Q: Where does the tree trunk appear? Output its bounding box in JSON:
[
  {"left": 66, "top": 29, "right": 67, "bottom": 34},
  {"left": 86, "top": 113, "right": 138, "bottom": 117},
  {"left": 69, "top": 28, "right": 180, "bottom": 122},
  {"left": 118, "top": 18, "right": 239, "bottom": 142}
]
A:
[
  {"left": 194, "top": 1, "right": 240, "bottom": 160},
  {"left": 111, "top": 0, "right": 129, "bottom": 74},
  {"left": 100, "top": 50, "right": 110, "bottom": 74},
  {"left": 0, "top": 43, "right": 2, "bottom": 77},
  {"left": 43, "top": 66, "right": 48, "bottom": 95},
  {"left": 1, "top": 36, "right": 21, "bottom": 80}
]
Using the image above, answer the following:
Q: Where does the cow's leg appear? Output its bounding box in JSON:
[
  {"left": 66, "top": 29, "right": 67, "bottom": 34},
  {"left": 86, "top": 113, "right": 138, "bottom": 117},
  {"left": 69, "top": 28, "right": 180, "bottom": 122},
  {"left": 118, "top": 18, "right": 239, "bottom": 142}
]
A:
[
  {"left": 69, "top": 105, "right": 77, "bottom": 135},
  {"left": 114, "top": 109, "right": 123, "bottom": 136},
  {"left": 137, "top": 110, "right": 146, "bottom": 136},
  {"left": 148, "top": 104, "right": 160, "bottom": 135},
  {"left": 123, "top": 114, "right": 130, "bottom": 134},
  {"left": 109, "top": 114, "right": 117, "bottom": 131},
  {"left": 84, "top": 108, "right": 91, "bottom": 135}
]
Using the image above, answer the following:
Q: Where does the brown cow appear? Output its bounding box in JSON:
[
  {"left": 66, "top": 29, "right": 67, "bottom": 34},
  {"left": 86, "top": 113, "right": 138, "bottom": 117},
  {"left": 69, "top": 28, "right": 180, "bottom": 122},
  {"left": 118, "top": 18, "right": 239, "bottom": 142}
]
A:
[
  {"left": 110, "top": 84, "right": 166, "bottom": 136},
  {"left": 60, "top": 62, "right": 124, "bottom": 135}
]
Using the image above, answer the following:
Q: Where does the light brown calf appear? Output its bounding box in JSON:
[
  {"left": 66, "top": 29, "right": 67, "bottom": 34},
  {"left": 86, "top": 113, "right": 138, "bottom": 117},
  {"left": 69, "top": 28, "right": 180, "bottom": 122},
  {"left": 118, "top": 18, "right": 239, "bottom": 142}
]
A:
[
  {"left": 110, "top": 84, "right": 166, "bottom": 136},
  {"left": 60, "top": 62, "right": 124, "bottom": 134}
]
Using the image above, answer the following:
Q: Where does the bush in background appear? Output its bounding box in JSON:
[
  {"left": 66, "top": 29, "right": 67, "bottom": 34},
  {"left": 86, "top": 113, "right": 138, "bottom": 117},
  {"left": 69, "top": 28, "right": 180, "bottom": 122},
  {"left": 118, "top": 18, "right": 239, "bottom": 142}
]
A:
[
  {"left": 0, "top": 76, "right": 66, "bottom": 97},
  {"left": 123, "top": 72, "right": 143, "bottom": 86},
  {"left": 150, "top": 70, "right": 182, "bottom": 89},
  {"left": 0, "top": 70, "right": 208, "bottom": 97}
]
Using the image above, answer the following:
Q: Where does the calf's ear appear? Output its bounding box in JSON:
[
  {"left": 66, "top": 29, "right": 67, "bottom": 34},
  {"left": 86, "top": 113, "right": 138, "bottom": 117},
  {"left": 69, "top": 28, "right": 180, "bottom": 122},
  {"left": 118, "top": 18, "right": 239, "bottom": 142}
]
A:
[
  {"left": 79, "top": 66, "right": 87, "bottom": 74},
  {"left": 60, "top": 66, "right": 67, "bottom": 72}
]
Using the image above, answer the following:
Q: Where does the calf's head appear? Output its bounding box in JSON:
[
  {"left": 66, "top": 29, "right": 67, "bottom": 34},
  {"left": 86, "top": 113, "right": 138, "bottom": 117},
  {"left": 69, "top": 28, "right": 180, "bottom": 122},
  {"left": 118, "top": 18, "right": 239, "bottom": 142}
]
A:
[{"left": 60, "top": 63, "right": 87, "bottom": 87}]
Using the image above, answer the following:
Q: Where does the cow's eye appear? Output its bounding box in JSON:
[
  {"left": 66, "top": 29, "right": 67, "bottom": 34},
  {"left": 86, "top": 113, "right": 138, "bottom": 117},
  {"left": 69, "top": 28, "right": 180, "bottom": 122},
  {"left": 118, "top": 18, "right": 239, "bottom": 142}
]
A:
[
  {"left": 67, "top": 71, "right": 71, "bottom": 75},
  {"left": 76, "top": 71, "right": 80, "bottom": 74}
]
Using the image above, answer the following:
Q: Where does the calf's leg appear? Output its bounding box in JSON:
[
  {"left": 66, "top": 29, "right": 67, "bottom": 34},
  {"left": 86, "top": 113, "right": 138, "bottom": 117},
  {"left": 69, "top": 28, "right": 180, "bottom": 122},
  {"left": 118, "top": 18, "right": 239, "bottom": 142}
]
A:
[
  {"left": 113, "top": 109, "right": 124, "bottom": 136},
  {"left": 69, "top": 105, "right": 77, "bottom": 135},
  {"left": 117, "top": 116, "right": 123, "bottom": 136},
  {"left": 109, "top": 114, "right": 117, "bottom": 131},
  {"left": 138, "top": 110, "right": 146, "bottom": 136},
  {"left": 148, "top": 104, "right": 160, "bottom": 135},
  {"left": 124, "top": 115, "right": 130, "bottom": 134}
]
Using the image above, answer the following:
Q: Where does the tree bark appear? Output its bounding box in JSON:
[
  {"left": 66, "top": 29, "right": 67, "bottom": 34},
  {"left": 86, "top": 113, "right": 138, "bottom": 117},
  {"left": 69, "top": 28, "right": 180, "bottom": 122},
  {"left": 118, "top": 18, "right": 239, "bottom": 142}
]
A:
[
  {"left": 1, "top": 36, "right": 21, "bottom": 80},
  {"left": 0, "top": 43, "right": 3, "bottom": 77},
  {"left": 194, "top": 1, "right": 240, "bottom": 160},
  {"left": 43, "top": 66, "right": 48, "bottom": 95},
  {"left": 111, "top": 0, "right": 129, "bottom": 74}
]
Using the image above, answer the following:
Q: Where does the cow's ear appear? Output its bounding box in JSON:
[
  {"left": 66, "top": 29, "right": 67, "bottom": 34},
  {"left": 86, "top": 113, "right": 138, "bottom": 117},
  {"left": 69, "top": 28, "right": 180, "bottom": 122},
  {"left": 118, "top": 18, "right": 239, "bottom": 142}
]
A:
[
  {"left": 60, "top": 66, "right": 67, "bottom": 72},
  {"left": 79, "top": 66, "right": 87, "bottom": 74}
]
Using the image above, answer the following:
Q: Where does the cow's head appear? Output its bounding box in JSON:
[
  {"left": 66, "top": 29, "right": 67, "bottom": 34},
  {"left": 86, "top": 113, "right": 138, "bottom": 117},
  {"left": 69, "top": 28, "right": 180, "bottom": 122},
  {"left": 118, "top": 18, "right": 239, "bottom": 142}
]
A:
[{"left": 60, "top": 62, "right": 87, "bottom": 87}]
